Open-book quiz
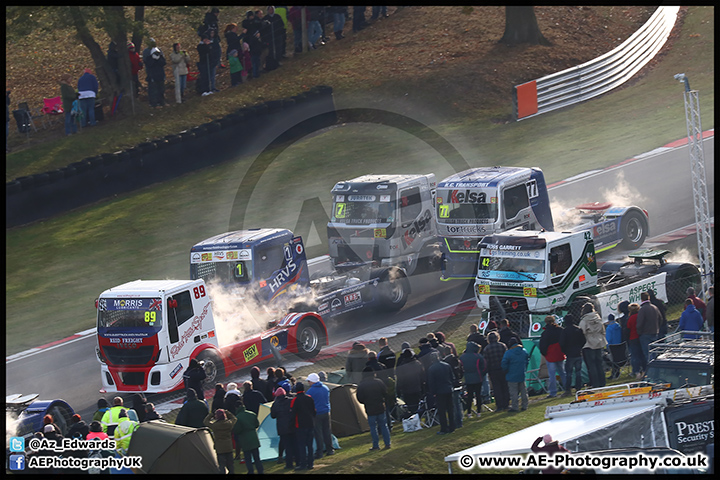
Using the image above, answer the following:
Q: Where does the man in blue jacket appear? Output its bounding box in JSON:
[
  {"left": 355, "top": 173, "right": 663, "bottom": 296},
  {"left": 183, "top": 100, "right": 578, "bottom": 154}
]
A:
[
  {"left": 77, "top": 68, "right": 98, "bottom": 127},
  {"left": 677, "top": 298, "right": 704, "bottom": 339},
  {"left": 501, "top": 337, "right": 529, "bottom": 412},
  {"left": 307, "top": 372, "right": 334, "bottom": 458}
]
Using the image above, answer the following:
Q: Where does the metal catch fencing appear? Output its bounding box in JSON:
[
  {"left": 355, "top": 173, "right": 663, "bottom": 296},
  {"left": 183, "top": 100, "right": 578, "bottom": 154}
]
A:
[{"left": 514, "top": 6, "right": 680, "bottom": 121}]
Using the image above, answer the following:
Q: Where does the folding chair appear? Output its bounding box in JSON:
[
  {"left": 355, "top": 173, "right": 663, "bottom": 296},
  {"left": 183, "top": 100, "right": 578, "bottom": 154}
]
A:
[
  {"left": 41, "top": 96, "right": 64, "bottom": 127},
  {"left": 607, "top": 342, "right": 630, "bottom": 379},
  {"left": 417, "top": 394, "right": 439, "bottom": 428},
  {"left": 525, "top": 354, "right": 549, "bottom": 395}
]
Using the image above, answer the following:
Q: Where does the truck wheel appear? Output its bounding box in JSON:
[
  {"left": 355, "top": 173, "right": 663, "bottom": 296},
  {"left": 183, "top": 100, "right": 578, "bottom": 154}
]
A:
[
  {"left": 197, "top": 350, "right": 225, "bottom": 387},
  {"left": 378, "top": 269, "right": 409, "bottom": 312},
  {"left": 620, "top": 211, "right": 647, "bottom": 249},
  {"left": 296, "top": 318, "right": 324, "bottom": 359}
]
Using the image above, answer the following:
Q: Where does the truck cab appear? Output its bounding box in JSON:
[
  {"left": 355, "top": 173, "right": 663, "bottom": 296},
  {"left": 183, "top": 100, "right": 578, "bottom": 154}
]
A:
[
  {"left": 436, "top": 167, "right": 554, "bottom": 280},
  {"left": 96, "top": 279, "right": 217, "bottom": 393},
  {"left": 327, "top": 174, "right": 439, "bottom": 276},
  {"left": 474, "top": 229, "right": 599, "bottom": 316}
]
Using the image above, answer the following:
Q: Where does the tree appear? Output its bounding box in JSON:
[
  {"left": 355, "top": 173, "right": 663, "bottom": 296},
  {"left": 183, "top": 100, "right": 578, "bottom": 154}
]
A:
[
  {"left": 7, "top": 6, "right": 146, "bottom": 102},
  {"left": 498, "top": 6, "right": 551, "bottom": 46}
]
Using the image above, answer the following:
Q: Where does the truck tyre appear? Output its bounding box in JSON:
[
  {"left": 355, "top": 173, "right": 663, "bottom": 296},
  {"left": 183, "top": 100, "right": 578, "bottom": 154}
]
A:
[
  {"left": 296, "top": 318, "right": 324, "bottom": 359},
  {"left": 620, "top": 211, "right": 647, "bottom": 249},
  {"left": 197, "top": 350, "right": 225, "bottom": 387},
  {"left": 378, "top": 268, "right": 409, "bottom": 312}
]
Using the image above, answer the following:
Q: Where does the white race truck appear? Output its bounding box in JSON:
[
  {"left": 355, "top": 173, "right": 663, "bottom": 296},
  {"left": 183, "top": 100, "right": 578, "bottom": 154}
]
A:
[
  {"left": 95, "top": 279, "right": 328, "bottom": 394},
  {"left": 474, "top": 229, "right": 700, "bottom": 334}
]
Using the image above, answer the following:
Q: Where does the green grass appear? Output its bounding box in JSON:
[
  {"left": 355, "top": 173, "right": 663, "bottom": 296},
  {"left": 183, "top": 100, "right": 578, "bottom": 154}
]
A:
[{"left": 4, "top": 7, "right": 714, "bottom": 355}]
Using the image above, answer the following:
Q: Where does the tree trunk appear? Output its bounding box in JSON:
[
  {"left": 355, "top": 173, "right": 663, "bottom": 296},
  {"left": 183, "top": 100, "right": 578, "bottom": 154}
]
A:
[
  {"left": 499, "top": 6, "right": 551, "bottom": 46},
  {"left": 132, "top": 6, "right": 145, "bottom": 53},
  {"left": 68, "top": 6, "right": 117, "bottom": 97}
]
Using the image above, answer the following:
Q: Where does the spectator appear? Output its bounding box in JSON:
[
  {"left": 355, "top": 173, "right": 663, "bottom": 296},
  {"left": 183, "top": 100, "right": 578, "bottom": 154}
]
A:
[
  {"left": 196, "top": 35, "right": 214, "bottom": 96},
  {"left": 242, "top": 380, "right": 267, "bottom": 415},
  {"left": 442, "top": 350, "right": 465, "bottom": 427},
  {"left": 288, "top": 6, "right": 304, "bottom": 54},
  {"left": 498, "top": 319, "right": 522, "bottom": 348},
  {"left": 459, "top": 341, "right": 485, "bottom": 418},
  {"left": 290, "top": 382, "right": 316, "bottom": 471},
  {"left": 356, "top": 368, "right": 391, "bottom": 449},
  {"left": 206, "top": 29, "right": 222, "bottom": 91},
  {"left": 483, "top": 331, "right": 510, "bottom": 410},
  {"left": 539, "top": 315, "right": 566, "bottom": 398},
  {"left": 169, "top": 43, "right": 190, "bottom": 103},
  {"left": 366, "top": 351, "right": 393, "bottom": 431},
  {"left": 636, "top": 291, "right": 661, "bottom": 370},
  {"left": 227, "top": 46, "right": 242, "bottom": 84},
  {"left": 395, "top": 341, "right": 416, "bottom": 368},
  {"left": 242, "top": 10, "right": 263, "bottom": 79},
  {"left": 531, "top": 434, "right": 570, "bottom": 475},
  {"left": 250, "top": 366, "right": 268, "bottom": 397},
  {"left": 183, "top": 358, "right": 206, "bottom": 399},
  {"left": 224, "top": 23, "right": 242, "bottom": 60},
  {"left": 466, "top": 324, "right": 487, "bottom": 350},
  {"left": 67, "top": 413, "right": 89, "bottom": 440},
  {"left": 211, "top": 383, "right": 226, "bottom": 413},
  {"left": 59, "top": 74, "right": 77, "bottom": 136},
  {"left": 131, "top": 393, "right": 148, "bottom": 423},
  {"left": 395, "top": 347, "right": 425, "bottom": 414},
  {"left": 92, "top": 397, "right": 110, "bottom": 426},
  {"left": 114, "top": 409, "right": 138, "bottom": 455},
  {"left": 145, "top": 46, "right": 166, "bottom": 107},
  {"left": 371, "top": 6, "right": 388, "bottom": 20},
  {"left": 605, "top": 314, "right": 623, "bottom": 379},
  {"left": 579, "top": 302, "right": 607, "bottom": 388},
  {"left": 706, "top": 286, "right": 714, "bottom": 332},
  {"left": 176, "top": 387, "right": 210, "bottom": 429},
  {"left": 274, "top": 6, "right": 289, "bottom": 57},
  {"left": 686, "top": 287, "right": 707, "bottom": 321},
  {"left": 435, "top": 331, "right": 458, "bottom": 357},
  {"left": 144, "top": 403, "right": 162, "bottom": 422},
  {"left": 616, "top": 300, "right": 631, "bottom": 344},
  {"left": 352, "top": 6, "right": 368, "bottom": 32},
  {"left": 559, "top": 313, "right": 585, "bottom": 396},
  {"left": 626, "top": 303, "right": 644, "bottom": 378},
  {"left": 265, "top": 367, "right": 278, "bottom": 398},
  {"left": 329, "top": 6, "right": 347, "bottom": 40},
  {"left": 647, "top": 289, "right": 668, "bottom": 339},
  {"left": 86, "top": 422, "right": 111, "bottom": 474},
  {"left": 233, "top": 399, "right": 264, "bottom": 474},
  {"left": 198, "top": 7, "right": 222, "bottom": 63},
  {"left": 307, "top": 372, "right": 334, "bottom": 458},
  {"left": 365, "top": 350, "right": 388, "bottom": 380},
  {"left": 677, "top": 298, "right": 704, "bottom": 339},
  {"left": 264, "top": 6, "right": 286, "bottom": 70},
  {"left": 101, "top": 396, "right": 125, "bottom": 435},
  {"left": 77, "top": 68, "right": 98, "bottom": 127},
  {"left": 127, "top": 42, "right": 143, "bottom": 97},
  {"left": 345, "top": 341, "right": 370, "bottom": 384},
  {"left": 377, "top": 337, "right": 396, "bottom": 377},
  {"left": 275, "top": 368, "right": 292, "bottom": 393},
  {"left": 107, "top": 41, "right": 120, "bottom": 82},
  {"left": 307, "top": 6, "right": 324, "bottom": 49},
  {"left": 501, "top": 337, "right": 529, "bottom": 412},
  {"left": 427, "top": 352, "right": 456, "bottom": 434},
  {"left": 426, "top": 332, "right": 439, "bottom": 349},
  {"left": 224, "top": 391, "right": 242, "bottom": 416},
  {"left": 204, "top": 408, "right": 237, "bottom": 474},
  {"left": 271, "top": 387, "right": 296, "bottom": 470}
]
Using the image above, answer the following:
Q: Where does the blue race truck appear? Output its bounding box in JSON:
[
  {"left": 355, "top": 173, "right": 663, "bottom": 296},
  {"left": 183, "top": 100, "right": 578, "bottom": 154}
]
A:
[{"left": 190, "top": 228, "right": 410, "bottom": 318}]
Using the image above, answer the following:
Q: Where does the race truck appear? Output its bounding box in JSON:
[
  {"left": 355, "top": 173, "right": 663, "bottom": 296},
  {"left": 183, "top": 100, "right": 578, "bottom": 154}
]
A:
[
  {"left": 95, "top": 279, "right": 328, "bottom": 394},
  {"left": 474, "top": 229, "right": 700, "bottom": 335},
  {"left": 190, "top": 228, "right": 411, "bottom": 317},
  {"left": 327, "top": 174, "right": 440, "bottom": 276},
  {"left": 435, "top": 166, "right": 649, "bottom": 280}
]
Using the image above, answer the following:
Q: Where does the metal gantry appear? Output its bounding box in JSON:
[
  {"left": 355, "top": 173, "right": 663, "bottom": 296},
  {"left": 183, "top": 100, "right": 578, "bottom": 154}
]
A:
[{"left": 675, "top": 74, "right": 714, "bottom": 296}]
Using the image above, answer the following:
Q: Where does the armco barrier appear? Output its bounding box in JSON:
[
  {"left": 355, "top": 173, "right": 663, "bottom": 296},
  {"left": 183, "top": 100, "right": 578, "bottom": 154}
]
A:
[
  {"left": 6, "top": 86, "right": 336, "bottom": 228},
  {"left": 514, "top": 6, "right": 680, "bottom": 120}
]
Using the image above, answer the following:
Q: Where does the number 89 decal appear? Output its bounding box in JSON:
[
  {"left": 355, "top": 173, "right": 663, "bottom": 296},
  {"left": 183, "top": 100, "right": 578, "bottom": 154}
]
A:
[{"left": 193, "top": 285, "right": 206, "bottom": 299}]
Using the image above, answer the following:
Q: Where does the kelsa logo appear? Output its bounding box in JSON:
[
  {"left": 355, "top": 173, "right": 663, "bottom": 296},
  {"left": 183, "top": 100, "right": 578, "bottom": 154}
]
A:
[
  {"left": 402, "top": 210, "right": 433, "bottom": 248},
  {"left": 450, "top": 190, "right": 487, "bottom": 204}
]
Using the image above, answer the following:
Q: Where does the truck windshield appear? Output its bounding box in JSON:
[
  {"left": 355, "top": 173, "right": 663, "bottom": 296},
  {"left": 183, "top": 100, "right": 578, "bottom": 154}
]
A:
[
  {"left": 436, "top": 188, "right": 498, "bottom": 224},
  {"left": 97, "top": 298, "right": 162, "bottom": 328},
  {"left": 332, "top": 195, "right": 396, "bottom": 225},
  {"left": 477, "top": 254, "right": 545, "bottom": 282},
  {"left": 194, "top": 261, "right": 252, "bottom": 285}
]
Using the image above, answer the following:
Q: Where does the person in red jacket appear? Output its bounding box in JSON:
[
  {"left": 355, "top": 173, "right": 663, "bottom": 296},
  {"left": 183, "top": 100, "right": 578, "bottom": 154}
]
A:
[
  {"left": 626, "top": 303, "right": 644, "bottom": 378},
  {"left": 128, "top": 42, "right": 143, "bottom": 97},
  {"left": 539, "top": 315, "right": 566, "bottom": 398}
]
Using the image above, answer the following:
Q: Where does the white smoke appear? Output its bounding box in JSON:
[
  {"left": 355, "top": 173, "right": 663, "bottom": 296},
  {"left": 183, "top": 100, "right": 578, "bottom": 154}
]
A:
[
  {"left": 599, "top": 170, "right": 646, "bottom": 207},
  {"left": 6, "top": 412, "right": 20, "bottom": 449},
  {"left": 665, "top": 247, "right": 699, "bottom": 266}
]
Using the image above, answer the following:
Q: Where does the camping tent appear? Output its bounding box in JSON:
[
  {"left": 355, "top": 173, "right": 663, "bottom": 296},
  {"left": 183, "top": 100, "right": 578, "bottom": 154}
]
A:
[
  {"left": 327, "top": 382, "right": 370, "bottom": 438},
  {"left": 257, "top": 402, "right": 279, "bottom": 461},
  {"left": 126, "top": 421, "right": 219, "bottom": 474}
]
